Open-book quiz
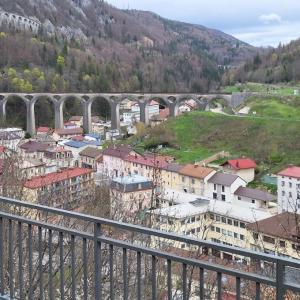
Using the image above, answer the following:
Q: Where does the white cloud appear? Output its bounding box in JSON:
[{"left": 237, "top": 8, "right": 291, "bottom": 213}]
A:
[{"left": 259, "top": 13, "right": 283, "bottom": 24}]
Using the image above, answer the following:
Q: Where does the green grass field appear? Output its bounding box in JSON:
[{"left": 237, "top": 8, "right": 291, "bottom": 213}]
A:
[
  {"left": 222, "top": 82, "right": 299, "bottom": 96},
  {"left": 132, "top": 111, "right": 300, "bottom": 173},
  {"left": 245, "top": 96, "right": 300, "bottom": 120}
]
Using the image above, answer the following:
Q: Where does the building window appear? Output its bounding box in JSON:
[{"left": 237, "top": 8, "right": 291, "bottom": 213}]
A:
[
  {"left": 289, "top": 182, "right": 292, "bottom": 188},
  {"left": 191, "top": 217, "right": 195, "bottom": 223},
  {"left": 282, "top": 191, "right": 285, "bottom": 196},
  {"left": 192, "top": 179, "right": 195, "bottom": 184},
  {"left": 234, "top": 220, "right": 239, "bottom": 227},
  {"left": 211, "top": 226, "right": 215, "bottom": 231},
  {"left": 221, "top": 195, "right": 226, "bottom": 201},
  {"left": 216, "top": 215, "right": 220, "bottom": 222},
  {"left": 210, "top": 214, "right": 214, "bottom": 220},
  {"left": 253, "top": 233, "right": 259, "bottom": 240},
  {"left": 227, "top": 219, "right": 232, "bottom": 225},
  {"left": 222, "top": 186, "right": 225, "bottom": 192},
  {"left": 182, "top": 177, "right": 185, "bottom": 183},
  {"left": 222, "top": 217, "right": 226, "bottom": 224},
  {"left": 281, "top": 181, "right": 285, "bottom": 187},
  {"left": 238, "top": 196, "right": 241, "bottom": 200},
  {"left": 289, "top": 192, "right": 292, "bottom": 198},
  {"left": 251, "top": 200, "right": 255, "bottom": 204},
  {"left": 279, "top": 240, "right": 286, "bottom": 248},
  {"left": 214, "top": 184, "right": 216, "bottom": 190},
  {"left": 240, "top": 222, "right": 246, "bottom": 229},
  {"left": 234, "top": 233, "right": 238, "bottom": 239},
  {"left": 240, "top": 235, "right": 245, "bottom": 241},
  {"left": 213, "top": 193, "right": 217, "bottom": 199},
  {"left": 263, "top": 235, "right": 275, "bottom": 244},
  {"left": 216, "top": 227, "right": 220, "bottom": 233}
]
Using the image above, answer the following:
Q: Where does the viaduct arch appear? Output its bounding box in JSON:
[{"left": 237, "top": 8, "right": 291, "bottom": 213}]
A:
[{"left": 0, "top": 93, "right": 251, "bottom": 135}]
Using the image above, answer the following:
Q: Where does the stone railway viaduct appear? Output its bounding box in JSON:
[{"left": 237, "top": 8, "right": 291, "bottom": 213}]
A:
[{"left": 0, "top": 92, "right": 251, "bottom": 135}]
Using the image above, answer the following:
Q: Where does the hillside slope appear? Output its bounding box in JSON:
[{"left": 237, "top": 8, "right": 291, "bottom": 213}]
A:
[
  {"left": 131, "top": 112, "right": 300, "bottom": 172},
  {"left": 0, "top": 0, "right": 256, "bottom": 93},
  {"left": 224, "top": 39, "right": 300, "bottom": 84}
]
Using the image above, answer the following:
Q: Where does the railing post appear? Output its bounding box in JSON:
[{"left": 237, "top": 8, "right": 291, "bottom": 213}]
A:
[
  {"left": 94, "top": 222, "right": 102, "bottom": 300},
  {"left": 276, "top": 260, "right": 285, "bottom": 300}
]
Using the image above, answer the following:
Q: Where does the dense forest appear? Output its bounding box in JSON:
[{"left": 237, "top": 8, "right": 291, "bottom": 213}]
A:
[
  {"left": 224, "top": 39, "right": 300, "bottom": 84},
  {"left": 0, "top": 0, "right": 257, "bottom": 94}
]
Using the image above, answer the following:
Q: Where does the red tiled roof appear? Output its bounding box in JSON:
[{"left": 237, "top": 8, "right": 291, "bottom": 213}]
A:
[
  {"left": 126, "top": 153, "right": 171, "bottom": 168},
  {"left": 278, "top": 166, "right": 300, "bottom": 179},
  {"left": 179, "top": 164, "right": 214, "bottom": 179},
  {"left": 37, "top": 127, "right": 50, "bottom": 133},
  {"left": 223, "top": 158, "right": 257, "bottom": 170},
  {"left": 24, "top": 167, "right": 92, "bottom": 189}
]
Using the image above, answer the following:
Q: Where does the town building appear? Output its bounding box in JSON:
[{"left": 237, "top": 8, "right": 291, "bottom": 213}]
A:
[
  {"left": 110, "top": 174, "right": 153, "bottom": 216},
  {"left": 79, "top": 147, "right": 102, "bottom": 171},
  {"left": 277, "top": 166, "right": 300, "bottom": 213},
  {"left": 178, "top": 164, "right": 216, "bottom": 195},
  {"left": 19, "top": 141, "right": 50, "bottom": 160},
  {"left": 247, "top": 212, "right": 300, "bottom": 259},
  {"left": 43, "top": 146, "right": 74, "bottom": 170},
  {"left": 21, "top": 158, "right": 46, "bottom": 179},
  {"left": 161, "top": 163, "right": 183, "bottom": 191},
  {"left": 36, "top": 127, "right": 51, "bottom": 136},
  {"left": 23, "top": 167, "right": 94, "bottom": 209},
  {"left": 53, "top": 128, "right": 83, "bottom": 140},
  {"left": 221, "top": 158, "right": 257, "bottom": 183},
  {"left": 68, "top": 116, "right": 83, "bottom": 127},
  {"left": 207, "top": 173, "right": 246, "bottom": 202},
  {"left": 102, "top": 145, "right": 139, "bottom": 178},
  {"left": 0, "top": 128, "right": 24, "bottom": 150}
]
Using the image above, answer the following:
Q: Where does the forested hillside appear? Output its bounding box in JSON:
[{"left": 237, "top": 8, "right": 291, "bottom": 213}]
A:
[
  {"left": 0, "top": 0, "right": 256, "bottom": 93},
  {"left": 224, "top": 39, "right": 300, "bottom": 84}
]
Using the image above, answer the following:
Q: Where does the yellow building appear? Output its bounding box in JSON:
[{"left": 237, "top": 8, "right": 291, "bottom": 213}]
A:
[
  {"left": 161, "top": 163, "right": 183, "bottom": 191},
  {"left": 247, "top": 212, "right": 300, "bottom": 259}
]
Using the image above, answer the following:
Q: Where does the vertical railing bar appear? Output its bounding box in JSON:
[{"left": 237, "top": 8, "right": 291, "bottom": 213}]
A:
[
  {"left": 276, "top": 260, "right": 285, "bottom": 300},
  {"left": 18, "top": 221, "right": 24, "bottom": 299},
  {"left": 59, "top": 232, "right": 64, "bottom": 300},
  {"left": 48, "top": 229, "right": 53, "bottom": 300},
  {"left": 94, "top": 223, "right": 101, "bottom": 300},
  {"left": 217, "top": 272, "right": 222, "bottom": 300},
  {"left": 255, "top": 282, "right": 260, "bottom": 300},
  {"left": 182, "top": 263, "right": 187, "bottom": 300},
  {"left": 152, "top": 255, "right": 157, "bottom": 300},
  {"left": 38, "top": 226, "right": 43, "bottom": 300},
  {"left": 199, "top": 267, "right": 204, "bottom": 300},
  {"left": 109, "top": 244, "right": 114, "bottom": 300},
  {"left": 28, "top": 224, "right": 33, "bottom": 300},
  {"left": 236, "top": 277, "right": 241, "bottom": 300},
  {"left": 167, "top": 259, "right": 172, "bottom": 300},
  {"left": 0, "top": 217, "right": 3, "bottom": 296},
  {"left": 137, "top": 251, "right": 141, "bottom": 300},
  {"left": 123, "top": 248, "right": 128, "bottom": 300},
  {"left": 71, "top": 234, "right": 76, "bottom": 300},
  {"left": 82, "top": 237, "right": 88, "bottom": 300},
  {"left": 8, "top": 219, "right": 14, "bottom": 299}
]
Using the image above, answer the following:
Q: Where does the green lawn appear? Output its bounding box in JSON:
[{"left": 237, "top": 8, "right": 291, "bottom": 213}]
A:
[{"left": 132, "top": 111, "right": 300, "bottom": 172}]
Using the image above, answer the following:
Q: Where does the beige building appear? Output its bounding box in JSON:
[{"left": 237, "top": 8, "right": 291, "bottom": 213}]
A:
[
  {"left": 79, "top": 147, "right": 102, "bottom": 171},
  {"left": 221, "top": 158, "right": 257, "bottom": 183},
  {"left": 161, "top": 163, "right": 183, "bottom": 191},
  {"left": 23, "top": 167, "right": 94, "bottom": 209},
  {"left": 110, "top": 174, "right": 153, "bottom": 216},
  {"left": 247, "top": 212, "right": 300, "bottom": 259},
  {"left": 178, "top": 164, "right": 216, "bottom": 195}
]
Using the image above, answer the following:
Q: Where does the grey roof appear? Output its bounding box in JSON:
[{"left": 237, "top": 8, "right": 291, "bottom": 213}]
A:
[
  {"left": 234, "top": 187, "right": 276, "bottom": 202},
  {"left": 20, "top": 141, "right": 50, "bottom": 152},
  {"left": 208, "top": 172, "right": 240, "bottom": 186},
  {"left": 163, "top": 163, "right": 183, "bottom": 173},
  {"left": 102, "top": 145, "right": 133, "bottom": 159}
]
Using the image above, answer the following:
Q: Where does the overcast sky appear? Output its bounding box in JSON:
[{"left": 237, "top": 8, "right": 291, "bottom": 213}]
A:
[{"left": 107, "top": 0, "right": 300, "bottom": 47}]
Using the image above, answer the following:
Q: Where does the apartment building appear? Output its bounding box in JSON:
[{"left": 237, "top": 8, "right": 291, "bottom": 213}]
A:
[
  {"left": 110, "top": 174, "right": 153, "bottom": 216},
  {"left": 23, "top": 167, "right": 94, "bottom": 209},
  {"left": 43, "top": 147, "right": 74, "bottom": 170},
  {"left": 207, "top": 173, "right": 246, "bottom": 202},
  {"left": 79, "top": 147, "right": 102, "bottom": 171},
  {"left": 161, "top": 163, "right": 183, "bottom": 191},
  {"left": 247, "top": 212, "right": 300, "bottom": 259},
  {"left": 277, "top": 166, "right": 300, "bottom": 213}
]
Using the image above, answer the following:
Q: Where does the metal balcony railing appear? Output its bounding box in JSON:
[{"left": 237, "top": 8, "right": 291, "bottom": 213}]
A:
[{"left": 0, "top": 197, "right": 299, "bottom": 299}]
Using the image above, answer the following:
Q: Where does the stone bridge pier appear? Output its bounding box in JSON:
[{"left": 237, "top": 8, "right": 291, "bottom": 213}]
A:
[{"left": 0, "top": 92, "right": 252, "bottom": 136}]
